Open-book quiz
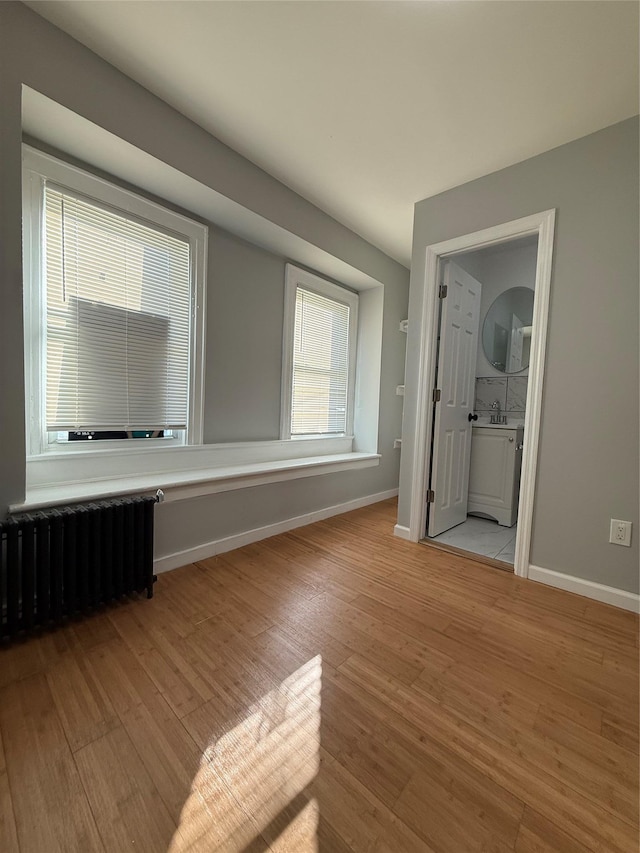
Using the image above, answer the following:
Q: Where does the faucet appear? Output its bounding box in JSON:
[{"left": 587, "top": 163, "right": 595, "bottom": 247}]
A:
[{"left": 490, "top": 400, "right": 507, "bottom": 425}]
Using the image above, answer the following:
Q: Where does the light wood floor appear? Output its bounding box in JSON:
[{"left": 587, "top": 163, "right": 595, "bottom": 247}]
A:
[{"left": 0, "top": 499, "right": 638, "bottom": 852}]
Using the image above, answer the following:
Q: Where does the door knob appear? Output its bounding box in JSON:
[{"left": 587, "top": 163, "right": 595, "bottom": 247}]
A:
[{"left": 468, "top": 413, "right": 478, "bottom": 422}]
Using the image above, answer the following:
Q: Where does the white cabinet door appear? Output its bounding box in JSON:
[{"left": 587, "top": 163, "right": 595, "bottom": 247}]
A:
[{"left": 468, "top": 427, "right": 523, "bottom": 527}]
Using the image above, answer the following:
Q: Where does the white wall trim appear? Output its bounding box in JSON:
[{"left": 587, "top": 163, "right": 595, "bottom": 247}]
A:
[
  {"left": 528, "top": 564, "right": 640, "bottom": 613},
  {"left": 393, "top": 524, "right": 412, "bottom": 541},
  {"left": 401, "top": 209, "right": 556, "bottom": 585},
  {"left": 154, "top": 488, "right": 399, "bottom": 573}
]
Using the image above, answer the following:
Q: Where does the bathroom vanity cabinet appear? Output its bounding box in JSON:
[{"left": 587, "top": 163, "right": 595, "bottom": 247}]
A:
[{"left": 468, "top": 425, "right": 524, "bottom": 527}]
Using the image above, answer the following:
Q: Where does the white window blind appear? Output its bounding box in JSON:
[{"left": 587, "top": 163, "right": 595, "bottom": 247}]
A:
[
  {"left": 43, "top": 185, "right": 192, "bottom": 431},
  {"left": 291, "top": 287, "right": 351, "bottom": 435}
]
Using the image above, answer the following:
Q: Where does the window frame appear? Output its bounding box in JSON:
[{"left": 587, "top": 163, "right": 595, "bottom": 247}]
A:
[
  {"left": 22, "top": 145, "right": 207, "bottom": 458},
  {"left": 280, "top": 264, "right": 359, "bottom": 440}
]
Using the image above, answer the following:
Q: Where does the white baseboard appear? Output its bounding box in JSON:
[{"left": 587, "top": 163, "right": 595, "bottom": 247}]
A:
[
  {"left": 393, "top": 524, "right": 412, "bottom": 541},
  {"left": 154, "top": 488, "right": 399, "bottom": 574},
  {"left": 528, "top": 564, "right": 640, "bottom": 613}
]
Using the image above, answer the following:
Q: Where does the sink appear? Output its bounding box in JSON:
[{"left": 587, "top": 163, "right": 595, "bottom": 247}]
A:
[{"left": 473, "top": 417, "right": 525, "bottom": 429}]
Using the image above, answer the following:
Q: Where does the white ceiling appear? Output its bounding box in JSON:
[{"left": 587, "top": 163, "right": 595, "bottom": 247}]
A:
[{"left": 26, "top": 1, "right": 639, "bottom": 267}]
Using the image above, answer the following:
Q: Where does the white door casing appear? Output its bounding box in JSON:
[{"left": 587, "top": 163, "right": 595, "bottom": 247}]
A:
[
  {"left": 428, "top": 261, "right": 482, "bottom": 537},
  {"left": 396, "top": 208, "right": 556, "bottom": 581}
]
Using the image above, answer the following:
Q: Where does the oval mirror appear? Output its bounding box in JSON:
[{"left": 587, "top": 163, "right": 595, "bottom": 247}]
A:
[{"left": 481, "top": 287, "right": 534, "bottom": 374}]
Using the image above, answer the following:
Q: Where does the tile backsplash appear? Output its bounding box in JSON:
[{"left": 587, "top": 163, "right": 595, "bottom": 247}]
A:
[
  {"left": 506, "top": 376, "right": 527, "bottom": 411},
  {"left": 475, "top": 375, "right": 527, "bottom": 419}
]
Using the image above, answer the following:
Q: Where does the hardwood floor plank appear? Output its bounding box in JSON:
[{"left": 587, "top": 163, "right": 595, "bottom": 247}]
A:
[
  {"left": 166, "top": 763, "right": 266, "bottom": 853},
  {"left": 331, "top": 656, "right": 528, "bottom": 828},
  {"left": 110, "top": 606, "right": 213, "bottom": 718},
  {"left": 0, "top": 728, "right": 19, "bottom": 853},
  {"left": 259, "top": 534, "right": 363, "bottom": 604},
  {"left": 46, "top": 651, "right": 120, "bottom": 752},
  {"left": 83, "top": 640, "right": 202, "bottom": 823},
  {"left": 82, "top": 637, "right": 161, "bottom": 715},
  {"left": 128, "top": 700, "right": 200, "bottom": 819},
  {"left": 0, "top": 637, "right": 45, "bottom": 689},
  {"left": 196, "top": 556, "right": 278, "bottom": 636},
  {"left": 442, "top": 621, "right": 618, "bottom": 727},
  {"left": 395, "top": 765, "right": 523, "bottom": 852},
  {"left": 0, "top": 673, "right": 104, "bottom": 853},
  {"left": 320, "top": 675, "right": 415, "bottom": 807},
  {"left": 515, "top": 807, "right": 594, "bottom": 853},
  {"left": 493, "top": 594, "right": 635, "bottom": 656},
  {"left": 410, "top": 652, "right": 541, "bottom": 740},
  {"left": 269, "top": 612, "right": 354, "bottom": 670},
  {"left": 601, "top": 710, "right": 640, "bottom": 754},
  {"left": 64, "top": 608, "right": 120, "bottom": 652},
  {"left": 156, "top": 563, "right": 228, "bottom": 632},
  {"left": 74, "top": 726, "right": 176, "bottom": 852},
  {"left": 311, "top": 747, "right": 435, "bottom": 853},
  {"left": 349, "top": 590, "right": 452, "bottom": 640},
  {"left": 501, "top": 709, "right": 639, "bottom": 828},
  {"left": 224, "top": 540, "right": 324, "bottom": 601},
  {"left": 257, "top": 791, "right": 325, "bottom": 853}
]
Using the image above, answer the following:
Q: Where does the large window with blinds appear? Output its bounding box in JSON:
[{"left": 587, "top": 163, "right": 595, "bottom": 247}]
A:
[
  {"left": 281, "top": 265, "right": 358, "bottom": 438},
  {"left": 22, "top": 146, "right": 207, "bottom": 455}
]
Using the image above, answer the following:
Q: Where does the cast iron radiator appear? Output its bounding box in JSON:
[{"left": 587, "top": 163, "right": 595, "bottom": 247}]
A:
[{"left": 0, "top": 495, "right": 157, "bottom": 641}]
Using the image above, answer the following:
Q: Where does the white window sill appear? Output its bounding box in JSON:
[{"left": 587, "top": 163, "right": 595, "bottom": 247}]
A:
[{"left": 11, "top": 450, "right": 380, "bottom": 513}]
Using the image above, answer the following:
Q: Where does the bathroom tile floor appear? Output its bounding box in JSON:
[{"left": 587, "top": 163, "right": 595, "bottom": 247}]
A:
[{"left": 428, "top": 516, "right": 517, "bottom": 564}]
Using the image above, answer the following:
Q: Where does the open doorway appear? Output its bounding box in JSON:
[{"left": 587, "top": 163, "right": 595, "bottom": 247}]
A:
[
  {"left": 424, "top": 236, "right": 537, "bottom": 569},
  {"left": 398, "top": 209, "right": 555, "bottom": 581}
]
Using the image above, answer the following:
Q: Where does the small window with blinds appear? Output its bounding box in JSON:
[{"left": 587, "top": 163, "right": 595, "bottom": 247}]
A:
[
  {"left": 281, "top": 265, "right": 358, "bottom": 439},
  {"left": 22, "top": 146, "right": 207, "bottom": 454}
]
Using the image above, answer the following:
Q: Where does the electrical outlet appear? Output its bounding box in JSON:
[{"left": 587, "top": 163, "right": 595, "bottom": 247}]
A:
[{"left": 609, "top": 519, "right": 632, "bottom": 547}]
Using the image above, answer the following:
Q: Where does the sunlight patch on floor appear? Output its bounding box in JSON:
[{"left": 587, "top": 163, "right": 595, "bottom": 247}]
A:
[{"left": 168, "top": 655, "right": 322, "bottom": 852}]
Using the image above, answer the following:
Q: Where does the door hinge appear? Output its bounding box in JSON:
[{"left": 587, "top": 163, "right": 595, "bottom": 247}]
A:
[
  {"left": 438, "top": 283, "right": 448, "bottom": 299},
  {"left": 432, "top": 388, "right": 441, "bottom": 403},
  {"left": 426, "top": 489, "right": 435, "bottom": 503}
]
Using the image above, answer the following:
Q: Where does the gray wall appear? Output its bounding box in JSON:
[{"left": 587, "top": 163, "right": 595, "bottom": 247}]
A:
[
  {"left": 204, "top": 228, "right": 286, "bottom": 443},
  {"left": 0, "top": 3, "right": 409, "bottom": 557},
  {"left": 399, "top": 117, "right": 639, "bottom": 593}
]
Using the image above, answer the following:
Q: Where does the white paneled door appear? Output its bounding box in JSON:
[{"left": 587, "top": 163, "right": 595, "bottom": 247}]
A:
[{"left": 427, "top": 261, "right": 482, "bottom": 537}]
